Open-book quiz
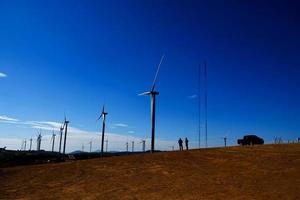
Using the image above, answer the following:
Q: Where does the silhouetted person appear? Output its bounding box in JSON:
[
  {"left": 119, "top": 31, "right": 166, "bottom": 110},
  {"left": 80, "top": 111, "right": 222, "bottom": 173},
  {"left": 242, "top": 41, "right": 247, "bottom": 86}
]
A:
[
  {"left": 185, "top": 137, "right": 189, "bottom": 150},
  {"left": 178, "top": 138, "right": 183, "bottom": 151}
]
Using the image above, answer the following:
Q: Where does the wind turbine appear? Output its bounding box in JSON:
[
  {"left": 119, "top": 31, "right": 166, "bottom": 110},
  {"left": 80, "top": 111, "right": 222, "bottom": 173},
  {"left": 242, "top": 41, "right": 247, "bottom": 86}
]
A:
[
  {"left": 24, "top": 139, "right": 27, "bottom": 151},
  {"left": 125, "top": 141, "right": 129, "bottom": 153},
  {"left": 36, "top": 130, "right": 42, "bottom": 151},
  {"left": 58, "top": 123, "right": 64, "bottom": 153},
  {"left": 98, "top": 105, "right": 108, "bottom": 157},
  {"left": 139, "top": 55, "right": 165, "bottom": 153},
  {"left": 29, "top": 138, "right": 32, "bottom": 151},
  {"left": 62, "top": 115, "right": 69, "bottom": 155},
  {"left": 131, "top": 141, "right": 135, "bottom": 152},
  {"left": 89, "top": 140, "right": 92, "bottom": 153},
  {"left": 51, "top": 130, "right": 56, "bottom": 152},
  {"left": 139, "top": 135, "right": 147, "bottom": 152},
  {"left": 139, "top": 139, "right": 146, "bottom": 152}
]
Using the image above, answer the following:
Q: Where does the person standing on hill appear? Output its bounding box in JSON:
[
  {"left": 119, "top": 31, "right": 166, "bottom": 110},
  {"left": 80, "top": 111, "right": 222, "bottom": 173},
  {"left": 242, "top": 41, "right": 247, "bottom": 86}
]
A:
[
  {"left": 178, "top": 138, "right": 183, "bottom": 151},
  {"left": 185, "top": 137, "right": 189, "bottom": 150}
]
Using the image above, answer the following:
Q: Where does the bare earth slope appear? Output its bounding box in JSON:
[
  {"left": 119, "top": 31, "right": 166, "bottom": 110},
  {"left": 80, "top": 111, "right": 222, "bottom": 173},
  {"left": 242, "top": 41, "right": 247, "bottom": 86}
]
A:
[{"left": 1, "top": 144, "right": 300, "bottom": 200}]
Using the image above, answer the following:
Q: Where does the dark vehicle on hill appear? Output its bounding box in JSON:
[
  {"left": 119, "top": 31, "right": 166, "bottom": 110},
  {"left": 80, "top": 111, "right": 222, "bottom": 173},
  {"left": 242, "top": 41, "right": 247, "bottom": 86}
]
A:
[{"left": 237, "top": 135, "right": 264, "bottom": 145}]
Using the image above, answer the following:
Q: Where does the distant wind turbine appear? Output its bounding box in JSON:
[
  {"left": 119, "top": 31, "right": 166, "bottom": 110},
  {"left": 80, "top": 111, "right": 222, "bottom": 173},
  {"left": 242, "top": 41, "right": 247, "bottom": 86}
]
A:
[
  {"left": 125, "top": 141, "right": 129, "bottom": 153},
  {"left": 98, "top": 105, "right": 108, "bottom": 157},
  {"left": 89, "top": 140, "right": 92, "bottom": 153},
  {"left": 51, "top": 130, "right": 56, "bottom": 152},
  {"left": 36, "top": 130, "right": 42, "bottom": 151},
  {"left": 139, "top": 55, "right": 165, "bottom": 153},
  {"left": 139, "top": 135, "right": 147, "bottom": 152},
  {"left": 59, "top": 123, "right": 64, "bottom": 153},
  {"left": 29, "top": 138, "right": 33, "bottom": 151},
  {"left": 62, "top": 115, "right": 69, "bottom": 154},
  {"left": 131, "top": 141, "right": 135, "bottom": 152}
]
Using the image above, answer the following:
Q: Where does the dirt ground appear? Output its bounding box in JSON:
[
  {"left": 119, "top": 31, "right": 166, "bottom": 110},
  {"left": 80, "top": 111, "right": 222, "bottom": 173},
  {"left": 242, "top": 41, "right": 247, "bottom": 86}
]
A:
[{"left": 1, "top": 144, "right": 300, "bottom": 200}]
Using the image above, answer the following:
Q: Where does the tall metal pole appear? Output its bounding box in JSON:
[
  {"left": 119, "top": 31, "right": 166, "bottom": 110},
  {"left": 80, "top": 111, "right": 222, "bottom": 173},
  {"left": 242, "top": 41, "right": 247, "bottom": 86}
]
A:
[
  {"left": 204, "top": 61, "right": 208, "bottom": 148},
  {"left": 198, "top": 64, "right": 201, "bottom": 148},
  {"left": 63, "top": 121, "right": 69, "bottom": 154}
]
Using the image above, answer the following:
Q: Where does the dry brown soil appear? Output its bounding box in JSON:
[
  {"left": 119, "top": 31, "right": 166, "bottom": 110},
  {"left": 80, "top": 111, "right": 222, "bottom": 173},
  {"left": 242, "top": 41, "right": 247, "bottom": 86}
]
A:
[{"left": 1, "top": 144, "right": 300, "bottom": 200}]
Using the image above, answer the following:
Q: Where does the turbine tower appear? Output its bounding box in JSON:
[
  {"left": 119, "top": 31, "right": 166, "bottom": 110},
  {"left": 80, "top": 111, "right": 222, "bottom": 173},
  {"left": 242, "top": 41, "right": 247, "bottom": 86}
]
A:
[
  {"left": 98, "top": 105, "right": 108, "bottom": 157},
  {"left": 131, "top": 141, "right": 134, "bottom": 152},
  {"left": 51, "top": 130, "right": 56, "bottom": 152},
  {"left": 89, "top": 140, "right": 92, "bottom": 153},
  {"left": 36, "top": 131, "right": 42, "bottom": 151},
  {"left": 125, "top": 142, "right": 129, "bottom": 152},
  {"left": 24, "top": 139, "right": 27, "bottom": 151},
  {"left": 139, "top": 138, "right": 146, "bottom": 152},
  {"left": 139, "top": 55, "right": 165, "bottom": 153},
  {"left": 62, "top": 115, "right": 69, "bottom": 155},
  {"left": 59, "top": 124, "right": 64, "bottom": 153},
  {"left": 29, "top": 138, "right": 32, "bottom": 151}
]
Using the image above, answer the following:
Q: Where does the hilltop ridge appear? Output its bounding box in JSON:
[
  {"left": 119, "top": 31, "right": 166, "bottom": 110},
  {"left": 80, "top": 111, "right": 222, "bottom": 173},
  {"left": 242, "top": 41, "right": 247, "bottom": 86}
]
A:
[{"left": 1, "top": 144, "right": 300, "bottom": 200}]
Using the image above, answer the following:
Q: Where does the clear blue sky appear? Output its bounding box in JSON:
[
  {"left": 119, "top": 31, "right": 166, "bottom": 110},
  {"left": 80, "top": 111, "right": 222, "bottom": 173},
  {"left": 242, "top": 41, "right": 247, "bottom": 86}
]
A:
[{"left": 0, "top": 0, "right": 299, "bottom": 151}]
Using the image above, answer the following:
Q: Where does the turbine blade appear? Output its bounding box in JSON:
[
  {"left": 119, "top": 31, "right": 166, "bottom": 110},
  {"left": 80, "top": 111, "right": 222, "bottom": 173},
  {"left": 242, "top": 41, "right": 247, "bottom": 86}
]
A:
[
  {"left": 97, "top": 114, "right": 103, "bottom": 121},
  {"left": 138, "top": 91, "right": 151, "bottom": 96},
  {"left": 151, "top": 54, "right": 165, "bottom": 91}
]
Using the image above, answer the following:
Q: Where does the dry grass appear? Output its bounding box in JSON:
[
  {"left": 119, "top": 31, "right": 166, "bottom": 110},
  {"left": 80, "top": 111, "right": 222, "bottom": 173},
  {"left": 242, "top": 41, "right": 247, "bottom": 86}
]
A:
[{"left": 1, "top": 144, "right": 300, "bottom": 200}]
